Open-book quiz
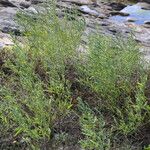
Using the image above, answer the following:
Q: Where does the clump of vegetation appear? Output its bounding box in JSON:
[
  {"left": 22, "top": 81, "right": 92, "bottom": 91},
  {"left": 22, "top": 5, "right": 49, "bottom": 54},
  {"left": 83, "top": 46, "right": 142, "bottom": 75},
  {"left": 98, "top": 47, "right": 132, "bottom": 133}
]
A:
[
  {"left": 80, "top": 34, "right": 149, "bottom": 134},
  {"left": 0, "top": 0, "right": 150, "bottom": 149},
  {"left": 78, "top": 100, "right": 111, "bottom": 150},
  {"left": 76, "top": 33, "right": 149, "bottom": 149},
  {"left": 0, "top": 2, "right": 84, "bottom": 149}
]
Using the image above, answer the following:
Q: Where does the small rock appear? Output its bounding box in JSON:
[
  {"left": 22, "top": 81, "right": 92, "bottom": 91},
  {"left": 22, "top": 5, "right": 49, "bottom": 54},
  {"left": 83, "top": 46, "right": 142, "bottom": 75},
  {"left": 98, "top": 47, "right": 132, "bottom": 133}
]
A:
[
  {"left": 20, "top": 1, "right": 31, "bottom": 8},
  {"left": 98, "top": 14, "right": 107, "bottom": 19},
  {"left": 144, "top": 21, "right": 150, "bottom": 25},
  {"left": 31, "top": 0, "right": 46, "bottom": 4},
  {"left": 0, "top": 43, "right": 5, "bottom": 49},
  {"left": 26, "top": 7, "right": 38, "bottom": 14},
  {"left": 141, "top": 7, "right": 150, "bottom": 10},
  {"left": 137, "top": 2, "right": 150, "bottom": 10},
  {"left": 0, "top": 37, "right": 13, "bottom": 46},
  {"left": 143, "top": 24, "right": 150, "bottom": 28},
  {"left": 110, "top": 11, "right": 129, "bottom": 16},
  {"left": 126, "top": 17, "right": 137, "bottom": 22},
  {"left": 77, "top": 45, "right": 87, "bottom": 53},
  {"left": 79, "top": 5, "right": 99, "bottom": 16},
  {"left": 0, "top": 32, "right": 14, "bottom": 49},
  {"left": 100, "top": 22, "right": 110, "bottom": 26},
  {"left": 108, "top": 2, "right": 126, "bottom": 11},
  {"left": 62, "top": 0, "right": 96, "bottom": 5},
  {"left": 108, "top": 28, "right": 117, "bottom": 33},
  {"left": 0, "top": 0, "right": 17, "bottom": 7}
]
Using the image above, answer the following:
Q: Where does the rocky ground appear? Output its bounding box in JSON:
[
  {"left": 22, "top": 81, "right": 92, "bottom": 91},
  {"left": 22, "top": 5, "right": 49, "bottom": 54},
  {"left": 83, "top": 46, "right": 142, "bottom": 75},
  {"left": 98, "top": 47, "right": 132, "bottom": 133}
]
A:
[{"left": 0, "top": 0, "right": 150, "bottom": 61}]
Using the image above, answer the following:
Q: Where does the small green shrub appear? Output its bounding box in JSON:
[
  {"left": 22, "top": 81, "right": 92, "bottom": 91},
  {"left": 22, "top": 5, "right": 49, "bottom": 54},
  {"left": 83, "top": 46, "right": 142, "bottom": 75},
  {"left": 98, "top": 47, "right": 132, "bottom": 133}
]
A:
[
  {"left": 80, "top": 34, "right": 150, "bottom": 135},
  {"left": 82, "top": 34, "right": 141, "bottom": 105},
  {"left": 144, "top": 145, "right": 150, "bottom": 150},
  {"left": 116, "top": 75, "right": 148, "bottom": 134},
  {"left": 78, "top": 100, "right": 111, "bottom": 150}
]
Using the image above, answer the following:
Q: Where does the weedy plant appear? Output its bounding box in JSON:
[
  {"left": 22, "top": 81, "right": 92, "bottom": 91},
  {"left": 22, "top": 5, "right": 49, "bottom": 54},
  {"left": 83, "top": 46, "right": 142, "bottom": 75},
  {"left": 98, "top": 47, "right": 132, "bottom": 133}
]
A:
[
  {"left": 116, "top": 74, "right": 148, "bottom": 135},
  {"left": 0, "top": 1, "right": 85, "bottom": 148},
  {"left": 145, "top": 145, "right": 150, "bottom": 150},
  {"left": 80, "top": 34, "right": 150, "bottom": 135},
  {"left": 82, "top": 34, "right": 141, "bottom": 104},
  {"left": 78, "top": 100, "right": 111, "bottom": 150}
]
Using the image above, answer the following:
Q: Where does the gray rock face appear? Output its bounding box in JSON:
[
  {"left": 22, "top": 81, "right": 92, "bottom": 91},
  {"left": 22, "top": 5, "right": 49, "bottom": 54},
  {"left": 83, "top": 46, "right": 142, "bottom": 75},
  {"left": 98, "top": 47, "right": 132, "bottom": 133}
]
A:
[
  {"left": 0, "top": 0, "right": 44, "bottom": 7},
  {"left": 0, "top": 0, "right": 17, "bottom": 7},
  {"left": 0, "top": 0, "right": 42, "bottom": 35},
  {"left": 0, "top": 0, "right": 27, "bottom": 8},
  {"left": 0, "top": 7, "right": 19, "bottom": 33},
  {"left": 0, "top": 0, "right": 45, "bottom": 49}
]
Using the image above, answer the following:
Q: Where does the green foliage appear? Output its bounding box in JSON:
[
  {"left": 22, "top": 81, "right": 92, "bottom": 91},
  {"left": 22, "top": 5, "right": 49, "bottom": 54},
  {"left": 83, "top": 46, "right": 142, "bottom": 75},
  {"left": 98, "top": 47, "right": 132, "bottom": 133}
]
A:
[
  {"left": 116, "top": 75, "right": 148, "bottom": 134},
  {"left": 80, "top": 34, "right": 150, "bottom": 135},
  {"left": 144, "top": 145, "right": 150, "bottom": 150},
  {"left": 82, "top": 34, "right": 141, "bottom": 104},
  {"left": 78, "top": 100, "right": 111, "bottom": 150},
  {"left": 0, "top": 1, "right": 84, "bottom": 148},
  {"left": 0, "top": 1, "right": 150, "bottom": 149}
]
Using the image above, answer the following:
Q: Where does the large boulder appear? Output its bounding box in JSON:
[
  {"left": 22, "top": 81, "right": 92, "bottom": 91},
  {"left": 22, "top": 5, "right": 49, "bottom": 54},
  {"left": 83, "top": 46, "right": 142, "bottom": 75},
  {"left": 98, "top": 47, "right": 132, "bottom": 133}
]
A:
[{"left": 0, "top": 7, "right": 20, "bottom": 34}]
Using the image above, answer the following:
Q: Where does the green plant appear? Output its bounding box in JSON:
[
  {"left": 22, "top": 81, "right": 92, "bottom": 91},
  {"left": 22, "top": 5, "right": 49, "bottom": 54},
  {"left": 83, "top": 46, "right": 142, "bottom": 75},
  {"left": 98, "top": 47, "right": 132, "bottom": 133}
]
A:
[
  {"left": 54, "top": 132, "right": 69, "bottom": 144},
  {"left": 144, "top": 145, "right": 150, "bottom": 150},
  {"left": 0, "top": 1, "right": 84, "bottom": 148},
  {"left": 116, "top": 75, "right": 148, "bottom": 134},
  {"left": 82, "top": 34, "right": 141, "bottom": 106},
  {"left": 0, "top": 0, "right": 150, "bottom": 149},
  {"left": 79, "top": 33, "right": 150, "bottom": 136},
  {"left": 78, "top": 100, "right": 111, "bottom": 150}
]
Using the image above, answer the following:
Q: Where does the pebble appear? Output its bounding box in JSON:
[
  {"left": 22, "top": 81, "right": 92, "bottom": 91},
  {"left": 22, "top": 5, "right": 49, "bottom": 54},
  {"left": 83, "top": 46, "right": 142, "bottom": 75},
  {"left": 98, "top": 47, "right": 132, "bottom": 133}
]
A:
[
  {"left": 26, "top": 7, "right": 38, "bottom": 14},
  {"left": 144, "top": 21, "right": 150, "bottom": 25},
  {"left": 19, "top": 1, "right": 31, "bottom": 8},
  {"left": 110, "top": 11, "right": 129, "bottom": 16},
  {"left": 80, "top": 5, "right": 99, "bottom": 16},
  {"left": 126, "top": 17, "right": 137, "bottom": 22}
]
